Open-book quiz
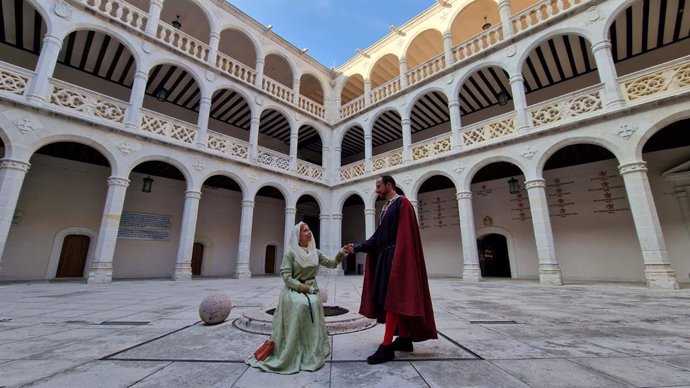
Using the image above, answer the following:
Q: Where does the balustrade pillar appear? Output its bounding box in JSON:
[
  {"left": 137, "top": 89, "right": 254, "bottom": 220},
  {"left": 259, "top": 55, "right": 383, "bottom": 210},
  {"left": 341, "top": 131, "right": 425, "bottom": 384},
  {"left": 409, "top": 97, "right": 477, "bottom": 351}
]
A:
[
  {"left": 173, "top": 190, "right": 202, "bottom": 280},
  {"left": 145, "top": 0, "right": 164, "bottom": 36},
  {"left": 525, "top": 179, "right": 563, "bottom": 285},
  {"left": 248, "top": 113, "right": 260, "bottom": 161},
  {"left": 25, "top": 34, "right": 62, "bottom": 103},
  {"left": 364, "top": 208, "right": 376, "bottom": 238},
  {"left": 449, "top": 98, "right": 463, "bottom": 150},
  {"left": 207, "top": 32, "right": 220, "bottom": 66},
  {"left": 456, "top": 191, "right": 482, "bottom": 282},
  {"left": 509, "top": 74, "right": 530, "bottom": 131},
  {"left": 0, "top": 159, "right": 30, "bottom": 269},
  {"left": 255, "top": 58, "right": 265, "bottom": 87},
  {"left": 364, "top": 132, "right": 373, "bottom": 173},
  {"left": 619, "top": 162, "right": 679, "bottom": 289},
  {"left": 125, "top": 71, "right": 148, "bottom": 131},
  {"left": 402, "top": 118, "right": 412, "bottom": 163},
  {"left": 498, "top": 0, "right": 513, "bottom": 39},
  {"left": 364, "top": 79, "right": 371, "bottom": 105},
  {"left": 195, "top": 96, "right": 212, "bottom": 149},
  {"left": 87, "top": 176, "right": 129, "bottom": 284},
  {"left": 283, "top": 207, "right": 297, "bottom": 253},
  {"left": 443, "top": 32, "right": 453, "bottom": 66},
  {"left": 399, "top": 57, "right": 408, "bottom": 88},
  {"left": 592, "top": 40, "right": 625, "bottom": 107},
  {"left": 234, "top": 200, "right": 254, "bottom": 278}
]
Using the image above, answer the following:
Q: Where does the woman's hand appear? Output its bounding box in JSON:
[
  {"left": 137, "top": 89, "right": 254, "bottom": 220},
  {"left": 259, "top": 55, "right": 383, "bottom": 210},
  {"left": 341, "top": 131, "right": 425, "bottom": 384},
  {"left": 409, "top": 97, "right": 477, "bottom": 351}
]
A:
[{"left": 297, "top": 284, "right": 316, "bottom": 294}]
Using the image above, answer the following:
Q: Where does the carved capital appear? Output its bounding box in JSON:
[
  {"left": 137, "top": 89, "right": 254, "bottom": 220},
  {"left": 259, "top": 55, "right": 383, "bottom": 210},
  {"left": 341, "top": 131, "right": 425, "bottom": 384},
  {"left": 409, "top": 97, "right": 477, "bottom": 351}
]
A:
[
  {"left": 364, "top": 208, "right": 376, "bottom": 216},
  {"left": 618, "top": 161, "right": 647, "bottom": 175},
  {"left": 241, "top": 200, "right": 255, "bottom": 208},
  {"left": 524, "top": 179, "right": 546, "bottom": 189},
  {"left": 331, "top": 213, "right": 343, "bottom": 220},
  {"left": 184, "top": 190, "right": 202, "bottom": 199},
  {"left": 107, "top": 177, "right": 130, "bottom": 187},
  {"left": 285, "top": 207, "right": 297, "bottom": 215},
  {"left": 319, "top": 214, "right": 331, "bottom": 220},
  {"left": 456, "top": 191, "right": 472, "bottom": 200},
  {"left": 0, "top": 159, "right": 30, "bottom": 172}
]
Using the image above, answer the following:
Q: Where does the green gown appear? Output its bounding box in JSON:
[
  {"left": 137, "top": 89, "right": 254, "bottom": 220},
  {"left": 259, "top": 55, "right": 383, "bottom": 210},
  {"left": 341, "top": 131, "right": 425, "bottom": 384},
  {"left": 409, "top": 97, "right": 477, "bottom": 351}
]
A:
[{"left": 246, "top": 249, "right": 345, "bottom": 374}]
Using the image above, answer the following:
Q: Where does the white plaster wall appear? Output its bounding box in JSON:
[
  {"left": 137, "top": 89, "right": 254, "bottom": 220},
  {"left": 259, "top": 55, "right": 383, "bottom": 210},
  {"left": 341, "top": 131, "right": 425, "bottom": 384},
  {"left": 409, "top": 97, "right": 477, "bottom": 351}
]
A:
[
  {"left": 249, "top": 196, "right": 287, "bottom": 275},
  {"left": 195, "top": 188, "right": 243, "bottom": 276}
]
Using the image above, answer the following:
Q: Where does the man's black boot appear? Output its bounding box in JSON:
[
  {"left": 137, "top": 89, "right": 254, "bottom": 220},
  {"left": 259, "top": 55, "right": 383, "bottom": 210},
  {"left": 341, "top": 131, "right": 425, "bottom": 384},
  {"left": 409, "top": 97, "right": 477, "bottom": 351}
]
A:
[
  {"left": 367, "top": 344, "right": 395, "bottom": 364},
  {"left": 391, "top": 336, "right": 413, "bottom": 352}
]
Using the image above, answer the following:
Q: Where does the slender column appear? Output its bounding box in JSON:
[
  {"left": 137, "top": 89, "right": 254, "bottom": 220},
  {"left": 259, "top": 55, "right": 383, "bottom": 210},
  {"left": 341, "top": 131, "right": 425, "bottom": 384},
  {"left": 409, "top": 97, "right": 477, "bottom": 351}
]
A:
[
  {"left": 674, "top": 187, "right": 690, "bottom": 239},
  {"left": 449, "top": 98, "right": 463, "bottom": 150},
  {"left": 525, "top": 179, "right": 563, "bottom": 285},
  {"left": 443, "top": 32, "right": 453, "bottom": 66},
  {"left": 173, "top": 190, "right": 202, "bottom": 281},
  {"left": 399, "top": 57, "right": 408, "bottom": 88},
  {"left": 401, "top": 117, "right": 412, "bottom": 163},
  {"left": 289, "top": 129, "right": 298, "bottom": 171},
  {"left": 145, "top": 0, "right": 164, "bottom": 36},
  {"left": 592, "top": 40, "right": 625, "bottom": 107},
  {"left": 321, "top": 145, "right": 330, "bottom": 181},
  {"left": 0, "top": 159, "right": 30, "bottom": 268},
  {"left": 255, "top": 58, "right": 265, "bottom": 87},
  {"left": 195, "top": 96, "right": 212, "bottom": 149},
  {"left": 333, "top": 146, "right": 342, "bottom": 184},
  {"left": 87, "top": 177, "right": 130, "bottom": 284},
  {"left": 457, "top": 191, "right": 482, "bottom": 282},
  {"left": 207, "top": 31, "right": 220, "bottom": 66},
  {"left": 25, "top": 34, "right": 62, "bottom": 103},
  {"left": 125, "top": 71, "right": 148, "bottom": 131},
  {"left": 498, "top": 0, "right": 513, "bottom": 39},
  {"left": 364, "top": 131, "right": 373, "bottom": 173},
  {"left": 329, "top": 213, "right": 344, "bottom": 276},
  {"left": 248, "top": 112, "right": 260, "bottom": 161},
  {"left": 619, "top": 162, "right": 679, "bottom": 289},
  {"left": 283, "top": 207, "right": 297, "bottom": 253},
  {"left": 364, "top": 79, "right": 371, "bottom": 105},
  {"left": 509, "top": 74, "right": 530, "bottom": 131},
  {"left": 364, "top": 208, "right": 376, "bottom": 238},
  {"left": 293, "top": 77, "right": 301, "bottom": 104},
  {"left": 234, "top": 200, "right": 254, "bottom": 278}
]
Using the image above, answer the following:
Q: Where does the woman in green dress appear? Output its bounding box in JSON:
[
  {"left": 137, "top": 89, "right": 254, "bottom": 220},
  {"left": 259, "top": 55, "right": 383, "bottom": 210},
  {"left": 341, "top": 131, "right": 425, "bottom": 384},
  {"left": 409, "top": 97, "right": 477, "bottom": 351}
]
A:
[{"left": 246, "top": 221, "right": 347, "bottom": 374}]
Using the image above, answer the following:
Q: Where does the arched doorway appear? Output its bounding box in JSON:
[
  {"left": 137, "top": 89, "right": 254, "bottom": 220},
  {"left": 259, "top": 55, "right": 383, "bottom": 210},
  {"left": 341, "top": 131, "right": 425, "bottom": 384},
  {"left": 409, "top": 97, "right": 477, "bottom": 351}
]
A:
[
  {"left": 476, "top": 234, "right": 510, "bottom": 277},
  {"left": 56, "top": 235, "right": 90, "bottom": 278},
  {"left": 191, "top": 242, "right": 204, "bottom": 276},
  {"left": 264, "top": 244, "right": 277, "bottom": 274}
]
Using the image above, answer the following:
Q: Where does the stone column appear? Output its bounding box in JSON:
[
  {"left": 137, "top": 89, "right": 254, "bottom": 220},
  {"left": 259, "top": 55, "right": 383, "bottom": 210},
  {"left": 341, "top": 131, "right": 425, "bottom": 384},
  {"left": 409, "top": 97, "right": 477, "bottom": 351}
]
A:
[
  {"left": 234, "top": 200, "right": 254, "bottom": 278},
  {"left": 674, "top": 187, "right": 690, "bottom": 239},
  {"left": 248, "top": 112, "right": 260, "bottom": 161},
  {"left": 25, "top": 34, "right": 62, "bottom": 103},
  {"left": 173, "top": 190, "right": 202, "bottom": 281},
  {"left": 619, "top": 162, "right": 679, "bottom": 289},
  {"left": 329, "top": 213, "right": 344, "bottom": 275},
  {"left": 364, "top": 208, "right": 376, "bottom": 237},
  {"left": 498, "top": 0, "right": 513, "bottom": 39},
  {"left": 399, "top": 57, "right": 408, "bottom": 88},
  {"left": 364, "top": 79, "right": 371, "bottom": 105},
  {"left": 207, "top": 31, "right": 220, "bottom": 66},
  {"left": 87, "top": 177, "right": 129, "bottom": 284},
  {"left": 293, "top": 77, "right": 301, "bottom": 104},
  {"left": 443, "top": 32, "right": 453, "bottom": 66},
  {"left": 449, "top": 98, "right": 463, "bottom": 150},
  {"left": 364, "top": 131, "right": 373, "bottom": 173},
  {"left": 321, "top": 145, "right": 330, "bottom": 180},
  {"left": 124, "top": 70, "right": 148, "bottom": 131},
  {"left": 525, "top": 179, "right": 563, "bottom": 285},
  {"left": 333, "top": 146, "right": 342, "bottom": 184},
  {"left": 401, "top": 117, "right": 412, "bottom": 163},
  {"left": 457, "top": 191, "right": 482, "bottom": 282},
  {"left": 283, "top": 207, "right": 297, "bottom": 253},
  {"left": 289, "top": 129, "right": 298, "bottom": 171},
  {"left": 0, "top": 159, "right": 30, "bottom": 268},
  {"left": 254, "top": 58, "right": 265, "bottom": 87},
  {"left": 145, "top": 0, "right": 164, "bottom": 36},
  {"left": 592, "top": 40, "right": 625, "bottom": 107},
  {"left": 195, "top": 96, "right": 212, "bottom": 149},
  {"left": 509, "top": 74, "right": 530, "bottom": 131}
]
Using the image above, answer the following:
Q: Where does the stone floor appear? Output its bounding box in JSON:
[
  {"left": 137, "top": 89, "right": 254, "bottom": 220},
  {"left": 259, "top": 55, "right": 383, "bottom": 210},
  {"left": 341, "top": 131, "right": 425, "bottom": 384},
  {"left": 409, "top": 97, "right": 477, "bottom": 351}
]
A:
[{"left": 1, "top": 276, "right": 690, "bottom": 387}]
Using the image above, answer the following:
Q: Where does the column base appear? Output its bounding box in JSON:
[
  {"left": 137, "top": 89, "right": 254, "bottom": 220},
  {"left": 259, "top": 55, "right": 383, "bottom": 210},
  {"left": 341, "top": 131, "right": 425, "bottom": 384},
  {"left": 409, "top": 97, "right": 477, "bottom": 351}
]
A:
[
  {"left": 462, "top": 266, "right": 483, "bottom": 282},
  {"left": 605, "top": 99, "right": 625, "bottom": 109},
  {"left": 234, "top": 264, "right": 252, "bottom": 279},
  {"left": 538, "top": 264, "right": 563, "bottom": 286},
  {"left": 644, "top": 264, "right": 680, "bottom": 290},
  {"left": 87, "top": 263, "right": 113, "bottom": 284},
  {"left": 172, "top": 263, "right": 192, "bottom": 281}
]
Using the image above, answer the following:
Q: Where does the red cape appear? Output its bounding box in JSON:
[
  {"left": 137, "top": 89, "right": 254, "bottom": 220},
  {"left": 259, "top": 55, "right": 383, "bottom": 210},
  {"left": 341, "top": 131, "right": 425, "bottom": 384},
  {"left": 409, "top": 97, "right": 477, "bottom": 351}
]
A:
[{"left": 360, "top": 197, "right": 437, "bottom": 341}]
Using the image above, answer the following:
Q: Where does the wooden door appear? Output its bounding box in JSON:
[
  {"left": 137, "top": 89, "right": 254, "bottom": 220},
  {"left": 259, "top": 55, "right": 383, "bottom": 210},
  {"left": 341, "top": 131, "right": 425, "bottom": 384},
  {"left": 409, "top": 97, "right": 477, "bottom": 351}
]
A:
[
  {"left": 191, "top": 242, "right": 204, "bottom": 276},
  {"left": 264, "top": 245, "right": 276, "bottom": 274},
  {"left": 56, "top": 235, "right": 90, "bottom": 278}
]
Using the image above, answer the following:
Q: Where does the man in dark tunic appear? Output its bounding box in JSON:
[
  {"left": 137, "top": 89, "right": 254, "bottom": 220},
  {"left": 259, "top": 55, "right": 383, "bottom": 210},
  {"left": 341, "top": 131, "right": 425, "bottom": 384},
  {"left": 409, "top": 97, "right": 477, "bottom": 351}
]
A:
[{"left": 347, "top": 175, "right": 437, "bottom": 364}]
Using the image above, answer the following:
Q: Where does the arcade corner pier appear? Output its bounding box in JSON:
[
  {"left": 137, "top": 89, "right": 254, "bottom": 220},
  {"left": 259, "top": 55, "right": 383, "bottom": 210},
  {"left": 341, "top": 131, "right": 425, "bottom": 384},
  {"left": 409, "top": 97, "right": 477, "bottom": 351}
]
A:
[{"left": 0, "top": 0, "right": 687, "bottom": 290}]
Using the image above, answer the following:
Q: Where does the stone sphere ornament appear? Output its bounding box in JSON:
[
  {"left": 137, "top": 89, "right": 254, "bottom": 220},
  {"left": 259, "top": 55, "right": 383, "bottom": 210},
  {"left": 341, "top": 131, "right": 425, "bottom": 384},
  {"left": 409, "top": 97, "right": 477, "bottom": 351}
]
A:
[{"left": 199, "top": 293, "right": 232, "bottom": 325}]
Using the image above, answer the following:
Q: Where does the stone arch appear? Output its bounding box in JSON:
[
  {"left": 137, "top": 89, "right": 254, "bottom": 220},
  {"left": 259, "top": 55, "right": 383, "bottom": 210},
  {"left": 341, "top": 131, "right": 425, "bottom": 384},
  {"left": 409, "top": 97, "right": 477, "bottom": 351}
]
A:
[
  {"left": 26, "top": 135, "right": 118, "bottom": 173},
  {"left": 217, "top": 26, "right": 259, "bottom": 68},
  {"left": 635, "top": 110, "right": 690, "bottom": 161},
  {"left": 475, "top": 225, "right": 518, "bottom": 278},
  {"left": 462, "top": 155, "right": 528, "bottom": 190},
  {"left": 536, "top": 136, "right": 623, "bottom": 176},
  {"left": 449, "top": 0, "right": 501, "bottom": 46},
  {"left": 125, "top": 155, "right": 193, "bottom": 187},
  {"left": 516, "top": 28, "right": 596, "bottom": 73},
  {"left": 45, "top": 226, "right": 98, "bottom": 279},
  {"left": 412, "top": 170, "right": 459, "bottom": 197},
  {"left": 403, "top": 28, "right": 444, "bottom": 69}
]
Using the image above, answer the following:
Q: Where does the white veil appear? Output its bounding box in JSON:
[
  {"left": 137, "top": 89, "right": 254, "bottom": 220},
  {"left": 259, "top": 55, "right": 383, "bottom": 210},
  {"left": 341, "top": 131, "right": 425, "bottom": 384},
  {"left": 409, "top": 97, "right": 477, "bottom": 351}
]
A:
[{"left": 289, "top": 221, "right": 319, "bottom": 267}]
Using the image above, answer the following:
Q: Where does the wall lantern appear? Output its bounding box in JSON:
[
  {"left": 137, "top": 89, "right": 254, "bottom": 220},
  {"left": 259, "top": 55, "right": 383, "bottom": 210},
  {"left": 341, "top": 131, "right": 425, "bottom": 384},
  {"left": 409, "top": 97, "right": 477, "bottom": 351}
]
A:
[
  {"left": 497, "top": 91, "right": 508, "bottom": 106},
  {"left": 142, "top": 176, "right": 154, "bottom": 193},
  {"left": 482, "top": 16, "right": 491, "bottom": 30},
  {"left": 508, "top": 177, "right": 519, "bottom": 194},
  {"left": 154, "top": 87, "right": 168, "bottom": 102},
  {"left": 172, "top": 15, "right": 182, "bottom": 29}
]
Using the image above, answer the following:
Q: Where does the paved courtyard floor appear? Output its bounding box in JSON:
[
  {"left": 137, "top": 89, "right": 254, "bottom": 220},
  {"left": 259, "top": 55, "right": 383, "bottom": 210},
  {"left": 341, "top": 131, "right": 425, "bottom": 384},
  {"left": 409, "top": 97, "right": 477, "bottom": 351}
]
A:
[{"left": 1, "top": 276, "right": 690, "bottom": 387}]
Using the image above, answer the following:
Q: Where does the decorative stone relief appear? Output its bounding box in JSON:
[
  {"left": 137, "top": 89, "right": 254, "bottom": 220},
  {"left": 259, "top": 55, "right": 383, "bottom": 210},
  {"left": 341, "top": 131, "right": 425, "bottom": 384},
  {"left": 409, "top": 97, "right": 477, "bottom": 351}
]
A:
[
  {"left": 445, "top": 74, "right": 454, "bottom": 84},
  {"left": 193, "top": 160, "right": 205, "bottom": 171},
  {"left": 248, "top": 173, "right": 257, "bottom": 183},
  {"left": 615, "top": 124, "right": 638, "bottom": 140},
  {"left": 255, "top": 95, "right": 263, "bottom": 105},
  {"left": 12, "top": 117, "right": 41, "bottom": 134},
  {"left": 118, "top": 141, "right": 138, "bottom": 155},
  {"left": 521, "top": 146, "right": 538, "bottom": 159},
  {"left": 585, "top": 6, "right": 603, "bottom": 26},
  {"left": 506, "top": 45, "right": 517, "bottom": 57},
  {"left": 452, "top": 162, "right": 465, "bottom": 174},
  {"left": 290, "top": 182, "right": 300, "bottom": 193},
  {"left": 142, "top": 42, "right": 153, "bottom": 54},
  {"left": 363, "top": 185, "right": 371, "bottom": 194},
  {"left": 213, "top": 9, "right": 223, "bottom": 19},
  {"left": 403, "top": 175, "right": 412, "bottom": 186},
  {"left": 205, "top": 70, "right": 216, "bottom": 82},
  {"left": 52, "top": 0, "right": 72, "bottom": 19}
]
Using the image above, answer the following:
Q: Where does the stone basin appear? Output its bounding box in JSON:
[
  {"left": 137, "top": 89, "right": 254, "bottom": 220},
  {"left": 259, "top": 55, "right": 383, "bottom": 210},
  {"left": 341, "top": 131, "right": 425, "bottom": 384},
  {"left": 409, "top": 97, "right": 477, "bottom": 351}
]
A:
[{"left": 234, "top": 305, "right": 377, "bottom": 335}]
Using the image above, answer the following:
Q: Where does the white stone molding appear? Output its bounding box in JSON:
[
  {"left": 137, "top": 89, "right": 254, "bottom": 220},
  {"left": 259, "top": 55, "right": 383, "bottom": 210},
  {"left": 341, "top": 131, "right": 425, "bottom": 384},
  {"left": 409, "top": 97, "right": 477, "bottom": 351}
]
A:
[
  {"left": 618, "top": 161, "right": 648, "bottom": 175},
  {"left": 106, "top": 177, "right": 130, "bottom": 187},
  {"left": 456, "top": 191, "right": 472, "bottom": 200},
  {"left": 524, "top": 179, "right": 546, "bottom": 189}
]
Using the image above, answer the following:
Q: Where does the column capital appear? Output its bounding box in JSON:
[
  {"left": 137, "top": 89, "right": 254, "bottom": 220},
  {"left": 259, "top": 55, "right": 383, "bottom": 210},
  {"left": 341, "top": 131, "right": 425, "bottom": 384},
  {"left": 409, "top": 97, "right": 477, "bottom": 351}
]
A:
[
  {"left": 107, "top": 176, "right": 130, "bottom": 187},
  {"left": 255, "top": 57, "right": 265, "bottom": 65},
  {"left": 524, "top": 179, "right": 546, "bottom": 189},
  {"left": 133, "top": 70, "right": 148, "bottom": 80},
  {"left": 0, "top": 159, "right": 30, "bottom": 172},
  {"left": 150, "top": 0, "right": 165, "bottom": 7},
  {"left": 241, "top": 200, "right": 255, "bottom": 208},
  {"left": 509, "top": 74, "right": 524, "bottom": 84},
  {"left": 364, "top": 133, "right": 372, "bottom": 140},
  {"left": 319, "top": 214, "right": 331, "bottom": 220},
  {"left": 399, "top": 57, "right": 407, "bottom": 64},
  {"left": 456, "top": 191, "right": 472, "bottom": 200},
  {"left": 250, "top": 116, "right": 260, "bottom": 125},
  {"left": 334, "top": 146, "right": 342, "bottom": 152},
  {"left": 285, "top": 207, "right": 297, "bottom": 215},
  {"left": 331, "top": 213, "right": 343, "bottom": 220},
  {"left": 591, "top": 40, "right": 612, "bottom": 53},
  {"left": 199, "top": 96, "right": 212, "bottom": 105},
  {"left": 442, "top": 31, "right": 453, "bottom": 40},
  {"left": 401, "top": 118, "right": 411, "bottom": 126},
  {"left": 184, "top": 190, "right": 202, "bottom": 199},
  {"left": 43, "top": 34, "right": 63, "bottom": 47},
  {"left": 364, "top": 208, "right": 376, "bottom": 216},
  {"left": 364, "top": 79, "right": 371, "bottom": 86},
  {"left": 618, "top": 161, "right": 647, "bottom": 175},
  {"left": 209, "top": 31, "right": 221, "bottom": 40},
  {"left": 448, "top": 98, "right": 460, "bottom": 107},
  {"left": 498, "top": 0, "right": 511, "bottom": 8}
]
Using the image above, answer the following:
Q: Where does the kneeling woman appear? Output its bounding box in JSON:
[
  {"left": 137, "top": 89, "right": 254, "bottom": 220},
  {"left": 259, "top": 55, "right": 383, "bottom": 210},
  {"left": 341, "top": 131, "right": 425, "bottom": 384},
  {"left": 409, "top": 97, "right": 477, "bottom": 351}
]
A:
[{"left": 246, "top": 221, "right": 347, "bottom": 374}]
